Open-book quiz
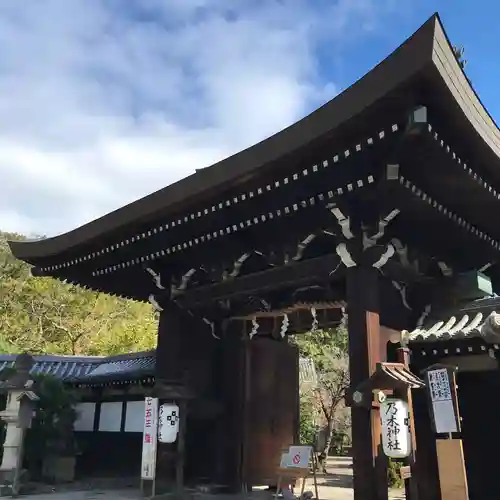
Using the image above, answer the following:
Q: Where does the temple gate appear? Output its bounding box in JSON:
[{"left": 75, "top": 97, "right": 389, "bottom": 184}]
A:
[{"left": 9, "top": 12, "right": 500, "bottom": 500}]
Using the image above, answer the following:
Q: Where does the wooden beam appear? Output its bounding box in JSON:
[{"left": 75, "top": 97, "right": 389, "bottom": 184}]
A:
[
  {"left": 231, "top": 308, "right": 344, "bottom": 337},
  {"left": 175, "top": 253, "right": 344, "bottom": 307},
  {"left": 174, "top": 251, "right": 427, "bottom": 309}
]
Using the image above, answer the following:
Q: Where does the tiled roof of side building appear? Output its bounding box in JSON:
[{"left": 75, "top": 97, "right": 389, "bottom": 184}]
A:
[
  {"left": 406, "top": 296, "right": 500, "bottom": 344},
  {"left": 0, "top": 350, "right": 316, "bottom": 386},
  {"left": 0, "top": 354, "right": 101, "bottom": 380},
  {"left": 0, "top": 351, "right": 154, "bottom": 383},
  {"left": 74, "top": 351, "right": 156, "bottom": 383},
  {"left": 76, "top": 352, "right": 314, "bottom": 385}
]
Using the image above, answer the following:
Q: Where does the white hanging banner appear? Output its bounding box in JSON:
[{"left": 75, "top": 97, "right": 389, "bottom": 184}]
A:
[
  {"left": 380, "top": 398, "right": 412, "bottom": 459},
  {"left": 158, "top": 403, "right": 180, "bottom": 444},
  {"left": 141, "top": 397, "right": 159, "bottom": 480}
]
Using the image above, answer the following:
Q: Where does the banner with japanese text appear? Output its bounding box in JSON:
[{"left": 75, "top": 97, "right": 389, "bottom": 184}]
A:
[{"left": 141, "top": 397, "right": 159, "bottom": 480}]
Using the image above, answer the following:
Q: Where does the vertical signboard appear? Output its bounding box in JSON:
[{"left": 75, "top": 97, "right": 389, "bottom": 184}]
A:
[
  {"left": 141, "top": 397, "right": 159, "bottom": 480},
  {"left": 426, "top": 367, "right": 458, "bottom": 434}
]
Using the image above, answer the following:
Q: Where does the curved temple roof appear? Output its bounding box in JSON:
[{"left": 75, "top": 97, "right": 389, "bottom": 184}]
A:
[{"left": 10, "top": 12, "right": 500, "bottom": 264}]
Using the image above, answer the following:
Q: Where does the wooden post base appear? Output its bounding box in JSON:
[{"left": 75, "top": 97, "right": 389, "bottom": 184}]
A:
[{"left": 436, "top": 439, "right": 468, "bottom": 500}]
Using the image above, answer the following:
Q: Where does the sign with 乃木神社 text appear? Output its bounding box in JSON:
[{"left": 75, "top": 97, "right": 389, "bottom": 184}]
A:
[
  {"left": 141, "top": 397, "right": 158, "bottom": 480},
  {"left": 380, "top": 398, "right": 411, "bottom": 459}
]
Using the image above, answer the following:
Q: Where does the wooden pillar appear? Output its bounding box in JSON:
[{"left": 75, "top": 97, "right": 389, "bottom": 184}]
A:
[
  {"left": 397, "top": 347, "right": 418, "bottom": 500},
  {"left": 156, "top": 303, "right": 184, "bottom": 383},
  {"left": 219, "top": 322, "right": 246, "bottom": 492},
  {"left": 176, "top": 397, "right": 187, "bottom": 493},
  {"left": 213, "top": 340, "right": 227, "bottom": 484},
  {"left": 347, "top": 265, "right": 388, "bottom": 500},
  {"left": 155, "top": 303, "right": 187, "bottom": 491},
  {"left": 412, "top": 387, "right": 440, "bottom": 500}
]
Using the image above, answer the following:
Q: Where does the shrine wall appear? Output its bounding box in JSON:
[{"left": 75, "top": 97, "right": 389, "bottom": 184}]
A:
[{"left": 72, "top": 392, "right": 148, "bottom": 478}]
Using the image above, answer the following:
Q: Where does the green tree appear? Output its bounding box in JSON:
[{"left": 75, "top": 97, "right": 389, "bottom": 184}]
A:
[
  {"left": 299, "top": 396, "right": 319, "bottom": 446},
  {"left": 294, "top": 325, "right": 350, "bottom": 472},
  {"left": 0, "top": 231, "right": 157, "bottom": 356}
]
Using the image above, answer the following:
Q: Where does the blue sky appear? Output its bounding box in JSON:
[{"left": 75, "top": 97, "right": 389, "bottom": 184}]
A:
[
  {"left": 0, "top": 0, "right": 497, "bottom": 236},
  {"left": 332, "top": 1, "right": 500, "bottom": 119}
]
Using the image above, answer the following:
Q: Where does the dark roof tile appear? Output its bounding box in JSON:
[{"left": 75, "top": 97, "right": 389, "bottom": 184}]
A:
[
  {"left": 0, "top": 354, "right": 100, "bottom": 380},
  {"left": 0, "top": 350, "right": 316, "bottom": 387},
  {"left": 76, "top": 352, "right": 156, "bottom": 383}
]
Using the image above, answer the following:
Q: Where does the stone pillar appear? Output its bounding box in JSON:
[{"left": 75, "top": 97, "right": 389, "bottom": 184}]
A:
[
  {"left": 0, "top": 391, "right": 38, "bottom": 495},
  {"left": 0, "top": 353, "right": 38, "bottom": 494},
  {"left": 0, "top": 392, "right": 24, "bottom": 475}
]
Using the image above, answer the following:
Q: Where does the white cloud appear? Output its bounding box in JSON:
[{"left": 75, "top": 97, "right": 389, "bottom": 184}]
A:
[{"left": 0, "top": 0, "right": 406, "bottom": 237}]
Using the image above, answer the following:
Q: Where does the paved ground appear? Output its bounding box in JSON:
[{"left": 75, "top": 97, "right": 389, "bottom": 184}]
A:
[
  {"left": 18, "top": 457, "right": 405, "bottom": 500},
  {"left": 300, "top": 456, "right": 405, "bottom": 500},
  {"left": 17, "top": 491, "right": 139, "bottom": 500}
]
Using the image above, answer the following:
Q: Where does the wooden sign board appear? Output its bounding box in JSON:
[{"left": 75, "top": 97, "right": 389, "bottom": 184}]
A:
[
  {"left": 276, "top": 446, "right": 319, "bottom": 500},
  {"left": 278, "top": 446, "right": 312, "bottom": 475},
  {"left": 436, "top": 439, "right": 468, "bottom": 500},
  {"left": 400, "top": 465, "right": 411, "bottom": 480}
]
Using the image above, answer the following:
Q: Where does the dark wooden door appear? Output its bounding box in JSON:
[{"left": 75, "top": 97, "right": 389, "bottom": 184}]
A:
[
  {"left": 242, "top": 338, "right": 299, "bottom": 486},
  {"left": 458, "top": 371, "right": 500, "bottom": 500}
]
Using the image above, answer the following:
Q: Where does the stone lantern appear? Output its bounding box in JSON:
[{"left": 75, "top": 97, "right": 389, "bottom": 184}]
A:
[{"left": 0, "top": 353, "right": 39, "bottom": 496}]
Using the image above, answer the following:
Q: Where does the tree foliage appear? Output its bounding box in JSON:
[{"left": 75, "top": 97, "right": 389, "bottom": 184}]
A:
[
  {"left": 0, "top": 231, "right": 157, "bottom": 355},
  {"left": 25, "top": 373, "right": 79, "bottom": 473},
  {"left": 293, "top": 325, "right": 350, "bottom": 470},
  {"left": 299, "top": 396, "right": 319, "bottom": 446}
]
